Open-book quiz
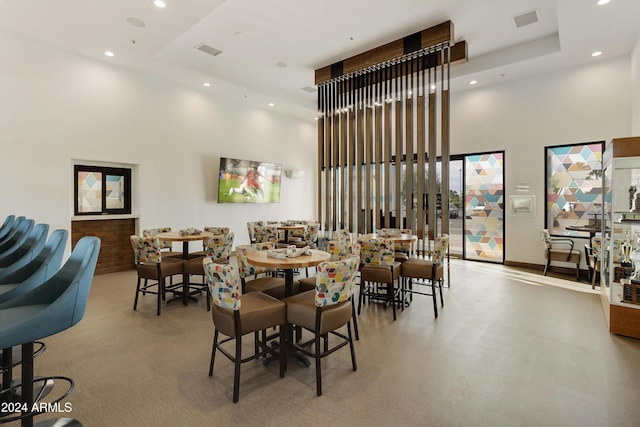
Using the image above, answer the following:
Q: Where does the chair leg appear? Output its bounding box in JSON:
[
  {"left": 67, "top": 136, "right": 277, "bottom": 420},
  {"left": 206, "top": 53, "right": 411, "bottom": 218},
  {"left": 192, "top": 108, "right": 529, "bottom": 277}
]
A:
[
  {"left": 357, "top": 281, "right": 365, "bottom": 315},
  {"left": 347, "top": 321, "right": 357, "bottom": 371},
  {"left": 233, "top": 334, "right": 242, "bottom": 403},
  {"left": 134, "top": 277, "right": 142, "bottom": 310},
  {"left": 315, "top": 331, "right": 322, "bottom": 396},
  {"left": 351, "top": 299, "right": 360, "bottom": 340},
  {"left": 576, "top": 264, "right": 580, "bottom": 281},
  {"left": 432, "top": 280, "right": 438, "bottom": 318},
  {"left": 157, "top": 278, "right": 164, "bottom": 316},
  {"left": 209, "top": 330, "right": 218, "bottom": 376},
  {"left": 544, "top": 258, "right": 550, "bottom": 276},
  {"left": 279, "top": 324, "right": 286, "bottom": 378},
  {"left": 439, "top": 279, "right": 444, "bottom": 307},
  {"left": 391, "top": 281, "right": 397, "bottom": 321}
]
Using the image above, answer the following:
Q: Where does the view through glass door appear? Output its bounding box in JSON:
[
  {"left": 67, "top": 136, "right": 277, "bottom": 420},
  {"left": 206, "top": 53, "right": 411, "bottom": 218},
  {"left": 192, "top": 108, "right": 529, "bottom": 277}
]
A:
[{"left": 462, "top": 152, "right": 504, "bottom": 263}]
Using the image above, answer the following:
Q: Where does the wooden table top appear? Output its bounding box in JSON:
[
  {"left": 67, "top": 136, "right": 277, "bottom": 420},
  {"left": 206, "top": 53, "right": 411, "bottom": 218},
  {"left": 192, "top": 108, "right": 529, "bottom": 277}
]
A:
[
  {"left": 267, "top": 223, "right": 305, "bottom": 230},
  {"left": 245, "top": 249, "right": 330, "bottom": 269},
  {"left": 358, "top": 233, "right": 417, "bottom": 244},
  {"left": 156, "top": 231, "right": 212, "bottom": 242}
]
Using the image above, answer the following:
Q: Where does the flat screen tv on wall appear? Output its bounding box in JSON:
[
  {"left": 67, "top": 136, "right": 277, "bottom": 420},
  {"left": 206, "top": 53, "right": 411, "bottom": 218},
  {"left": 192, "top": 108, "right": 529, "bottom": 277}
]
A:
[{"left": 217, "top": 157, "right": 282, "bottom": 203}]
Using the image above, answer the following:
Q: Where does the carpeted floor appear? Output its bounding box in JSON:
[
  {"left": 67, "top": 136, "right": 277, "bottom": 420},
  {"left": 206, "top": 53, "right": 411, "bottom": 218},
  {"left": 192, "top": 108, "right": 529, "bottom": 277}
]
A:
[{"left": 13, "top": 259, "right": 640, "bottom": 426}]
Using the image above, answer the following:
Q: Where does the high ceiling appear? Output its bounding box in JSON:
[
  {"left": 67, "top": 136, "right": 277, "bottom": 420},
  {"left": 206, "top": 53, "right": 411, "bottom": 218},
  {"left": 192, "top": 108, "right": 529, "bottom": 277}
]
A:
[{"left": 1, "top": 0, "right": 638, "bottom": 120}]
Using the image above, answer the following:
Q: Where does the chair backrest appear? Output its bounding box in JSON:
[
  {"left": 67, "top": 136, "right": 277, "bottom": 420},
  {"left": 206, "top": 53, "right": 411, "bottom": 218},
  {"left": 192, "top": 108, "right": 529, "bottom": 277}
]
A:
[
  {"left": 360, "top": 238, "right": 395, "bottom": 267},
  {"left": 304, "top": 223, "right": 320, "bottom": 244},
  {"left": 0, "top": 215, "right": 15, "bottom": 240},
  {"left": 0, "top": 223, "right": 49, "bottom": 268},
  {"left": 333, "top": 229, "right": 353, "bottom": 243},
  {"left": 0, "top": 229, "right": 68, "bottom": 303},
  {"left": 203, "top": 257, "right": 241, "bottom": 311},
  {"left": 203, "top": 232, "right": 234, "bottom": 262},
  {"left": 592, "top": 236, "right": 602, "bottom": 258},
  {"left": 142, "top": 227, "right": 173, "bottom": 250},
  {"left": 236, "top": 242, "right": 275, "bottom": 278},
  {"left": 0, "top": 218, "right": 34, "bottom": 254},
  {"left": 204, "top": 226, "right": 230, "bottom": 235},
  {"left": 0, "top": 215, "right": 23, "bottom": 244},
  {"left": 246, "top": 222, "right": 257, "bottom": 243},
  {"left": 314, "top": 256, "right": 360, "bottom": 307},
  {"left": 0, "top": 236, "right": 100, "bottom": 349},
  {"left": 327, "top": 239, "right": 360, "bottom": 261},
  {"left": 433, "top": 234, "right": 449, "bottom": 265},
  {"left": 379, "top": 228, "right": 412, "bottom": 252},
  {"left": 540, "top": 229, "right": 552, "bottom": 249},
  {"left": 254, "top": 224, "right": 278, "bottom": 243},
  {"left": 130, "top": 235, "right": 162, "bottom": 264}
]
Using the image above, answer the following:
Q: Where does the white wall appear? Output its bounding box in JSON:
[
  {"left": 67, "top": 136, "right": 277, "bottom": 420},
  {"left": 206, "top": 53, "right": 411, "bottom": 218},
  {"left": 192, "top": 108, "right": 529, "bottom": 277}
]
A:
[
  {"left": 1, "top": 30, "right": 636, "bottom": 267},
  {"left": 631, "top": 38, "right": 640, "bottom": 135},
  {"left": 0, "top": 32, "right": 317, "bottom": 253},
  {"left": 450, "top": 55, "right": 632, "bottom": 266}
]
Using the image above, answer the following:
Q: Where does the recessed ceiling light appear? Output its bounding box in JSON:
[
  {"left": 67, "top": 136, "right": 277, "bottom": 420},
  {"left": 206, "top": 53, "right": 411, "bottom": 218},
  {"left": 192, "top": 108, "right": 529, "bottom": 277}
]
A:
[
  {"left": 276, "top": 62, "right": 287, "bottom": 68},
  {"left": 592, "top": 51, "right": 603, "bottom": 57},
  {"left": 268, "top": 103, "right": 275, "bottom": 107},
  {"left": 597, "top": 0, "right": 610, "bottom": 5},
  {"left": 153, "top": 0, "right": 166, "bottom": 8},
  {"left": 203, "top": 82, "right": 211, "bottom": 87},
  {"left": 104, "top": 51, "right": 114, "bottom": 57},
  {"left": 469, "top": 80, "right": 477, "bottom": 85}
]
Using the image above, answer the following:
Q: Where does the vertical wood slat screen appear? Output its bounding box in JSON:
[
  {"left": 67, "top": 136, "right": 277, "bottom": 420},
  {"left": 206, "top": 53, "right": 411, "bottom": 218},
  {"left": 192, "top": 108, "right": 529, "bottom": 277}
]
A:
[{"left": 317, "top": 44, "right": 451, "bottom": 247}]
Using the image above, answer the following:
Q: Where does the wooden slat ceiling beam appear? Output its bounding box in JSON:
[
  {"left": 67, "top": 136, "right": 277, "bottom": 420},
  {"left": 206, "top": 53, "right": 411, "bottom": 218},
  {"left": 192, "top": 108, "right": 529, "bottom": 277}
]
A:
[{"left": 315, "top": 21, "right": 467, "bottom": 85}]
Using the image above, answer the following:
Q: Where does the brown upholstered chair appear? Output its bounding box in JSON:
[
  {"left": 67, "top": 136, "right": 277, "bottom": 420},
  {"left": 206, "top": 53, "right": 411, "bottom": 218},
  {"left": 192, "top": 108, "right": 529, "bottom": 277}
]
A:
[
  {"left": 358, "top": 238, "right": 402, "bottom": 320},
  {"left": 236, "top": 243, "right": 297, "bottom": 299},
  {"left": 130, "top": 235, "right": 185, "bottom": 316},
  {"left": 283, "top": 256, "right": 359, "bottom": 396},
  {"left": 184, "top": 233, "right": 235, "bottom": 311},
  {"left": 401, "top": 234, "right": 449, "bottom": 318},
  {"left": 142, "top": 227, "right": 182, "bottom": 258},
  {"left": 203, "top": 258, "right": 286, "bottom": 403},
  {"left": 297, "top": 239, "right": 361, "bottom": 340},
  {"left": 540, "top": 229, "right": 581, "bottom": 280}
]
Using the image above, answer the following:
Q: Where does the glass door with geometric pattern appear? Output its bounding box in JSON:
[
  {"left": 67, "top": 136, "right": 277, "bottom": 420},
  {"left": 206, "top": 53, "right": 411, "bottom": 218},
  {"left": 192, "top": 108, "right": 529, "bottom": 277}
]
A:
[{"left": 463, "top": 151, "right": 505, "bottom": 263}]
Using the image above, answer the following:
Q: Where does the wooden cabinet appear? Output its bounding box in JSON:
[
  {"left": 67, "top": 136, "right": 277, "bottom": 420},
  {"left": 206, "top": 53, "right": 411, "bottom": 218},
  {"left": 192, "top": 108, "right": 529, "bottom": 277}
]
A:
[
  {"left": 601, "top": 137, "right": 640, "bottom": 339},
  {"left": 71, "top": 217, "right": 136, "bottom": 274}
]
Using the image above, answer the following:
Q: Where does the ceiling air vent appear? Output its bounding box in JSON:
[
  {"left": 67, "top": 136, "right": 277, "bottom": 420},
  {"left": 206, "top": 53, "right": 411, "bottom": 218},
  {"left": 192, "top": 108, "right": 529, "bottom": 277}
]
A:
[
  {"left": 195, "top": 43, "right": 222, "bottom": 57},
  {"left": 513, "top": 9, "right": 539, "bottom": 28},
  {"left": 302, "top": 86, "right": 317, "bottom": 93}
]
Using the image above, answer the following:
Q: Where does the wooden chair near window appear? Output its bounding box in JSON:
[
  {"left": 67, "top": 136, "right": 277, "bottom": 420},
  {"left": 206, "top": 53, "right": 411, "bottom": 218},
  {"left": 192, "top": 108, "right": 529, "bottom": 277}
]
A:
[
  {"left": 586, "top": 236, "right": 602, "bottom": 289},
  {"left": 401, "top": 234, "right": 449, "bottom": 318},
  {"left": 540, "top": 229, "right": 581, "bottom": 280},
  {"left": 358, "top": 238, "right": 402, "bottom": 321}
]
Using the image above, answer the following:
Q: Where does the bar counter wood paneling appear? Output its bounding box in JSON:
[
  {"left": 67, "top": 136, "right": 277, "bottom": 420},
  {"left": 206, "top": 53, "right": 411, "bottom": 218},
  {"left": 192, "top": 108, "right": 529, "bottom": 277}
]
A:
[{"left": 71, "top": 217, "right": 136, "bottom": 274}]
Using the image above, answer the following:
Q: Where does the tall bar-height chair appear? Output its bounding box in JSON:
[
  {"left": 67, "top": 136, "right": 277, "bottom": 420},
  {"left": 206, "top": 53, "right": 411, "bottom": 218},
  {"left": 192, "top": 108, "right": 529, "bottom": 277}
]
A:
[
  {"left": 401, "top": 234, "right": 449, "bottom": 318},
  {"left": 0, "top": 236, "right": 100, "bottom": 427},
  {"left": 0, "top": 223, "right": 48, "bottom": 272},
  {"left": 297, "top": 239, "right": 362, "bottom": 339},
  {"left": 0, "top": 218, "right": 33, "bottom": 256},
  {"left": 184, "top": 233, "right": 235, "bottom": 311},
  {"left": 235, "top": 243, "right": 290, "bottom": 298},
  {"left": 142, "top": 227, "right": 182, "bottom": 258},
  {"left": 0, "top": 229, "right": 67, "bottom": 304},
  {"left": 130, "top": 235, "right": 185, "bottom": 316},
  {"left": 203, "top": 258, "right": 286, "bottom": 403},
  {"left": 283, "top": 256, "right": 359, "bottom": 396},
  {"left": 0, "top": 229, "right": 67, "bottom": 408},
  {"left": 358, "top": 238, "right": 402, "bottom": 320},
  {"left": 0, "top": 215, "right": 15, "bottom": 240},
  {"left": 0, "top": 216, "right": 24, "bottom": 246},
  {"left": 540, "top": 229, "right": 581, "bottom": 280}
]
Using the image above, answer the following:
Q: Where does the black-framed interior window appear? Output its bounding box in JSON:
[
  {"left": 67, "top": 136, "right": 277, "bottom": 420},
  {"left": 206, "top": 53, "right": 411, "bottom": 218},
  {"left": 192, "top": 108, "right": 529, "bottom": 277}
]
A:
[
  {"left": 74, "top": 165, "right": 131, "bottom": 215},
  {"left": 544, "top": 141, "right": 604, "bottom": 236}
]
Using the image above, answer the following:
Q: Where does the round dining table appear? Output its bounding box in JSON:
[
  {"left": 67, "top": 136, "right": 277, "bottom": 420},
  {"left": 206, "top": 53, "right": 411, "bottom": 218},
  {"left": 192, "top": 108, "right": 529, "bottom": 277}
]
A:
[
  {"left": 245, "top": 249, "right": 330, "bottom": 297},
  {"left": 156, "top": 231, "right": 212, "bottom": 305}
]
